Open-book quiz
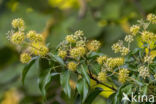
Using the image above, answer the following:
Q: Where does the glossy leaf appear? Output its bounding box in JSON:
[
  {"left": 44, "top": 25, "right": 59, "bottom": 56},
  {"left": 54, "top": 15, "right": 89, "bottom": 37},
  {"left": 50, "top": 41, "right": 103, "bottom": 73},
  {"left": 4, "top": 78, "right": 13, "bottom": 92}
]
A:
[
  {"left": 60, "top": 70, "right": 71, "bottom": 98},
  {"left": 39, "top": 68, "right": 52, "bottom": 97},
  {"left": 76, "top": 79, "right": 88, "bottom": 102},
  {"left": 80, "top": 64, "right": 90, "bottom": 84},
  {"left": 22, "top": 57, "right": 37, "bottom": 85},
  {"left": 85, "top": 87, "right": 103, "bottom": 104}
]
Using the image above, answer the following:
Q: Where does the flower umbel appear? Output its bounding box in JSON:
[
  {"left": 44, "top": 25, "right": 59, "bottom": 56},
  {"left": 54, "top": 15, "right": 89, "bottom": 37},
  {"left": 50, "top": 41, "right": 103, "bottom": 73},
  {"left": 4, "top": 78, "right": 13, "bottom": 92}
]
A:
[
  {"left": 20, "top": 53, "right": 31, "bottom": 63},
  {"left": 118, "top": 68, "right": 129, "bottom": 83},
  {"left": 67, "top": 62, "right": 77, "bottom": 71}
]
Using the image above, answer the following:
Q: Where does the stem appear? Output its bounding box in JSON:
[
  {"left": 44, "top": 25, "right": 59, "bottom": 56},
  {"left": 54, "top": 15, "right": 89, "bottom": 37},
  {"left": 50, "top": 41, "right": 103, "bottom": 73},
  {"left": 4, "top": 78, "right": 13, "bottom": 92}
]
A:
[{"left": 88, "top": 70, "right": 117, "bottom": 91}]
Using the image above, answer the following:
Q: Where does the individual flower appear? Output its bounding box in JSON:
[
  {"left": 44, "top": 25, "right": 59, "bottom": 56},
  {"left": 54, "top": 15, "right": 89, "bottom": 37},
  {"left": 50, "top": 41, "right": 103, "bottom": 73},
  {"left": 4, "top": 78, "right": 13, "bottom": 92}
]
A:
[
  {"left": 96, "top": 56, "right": 107, "bottom": 65},
  {"left": 141, "top": 31, "right": 155, "bottom": 43},
  {"left": 11, "top": 18, "right": 24, "bottom": 29},
  {"left": 30, "top": 42, "right": 49, "bottom": 56},
  {"left": 27, "top": 31, "right": 43, "bottom": 43},
  {"left": 118, "top": 68, "right": 129, "bottom": 83},
  {"left": 144, "top": 55, "right": 153, "bottom": 64},
  {"left": 120, "top": 47, "right": 129, "bottom": 56},
  {"left": 130, "top": 25, "right": 140, "bottom": 36},
  {"left": 11, "top": 32, "right": 25, "bottom": 44},
  {"left": 147, "top": 13, "right": 156, "bottom": 24},
  {"left": 58, "top": 50, "right": 67, "bottom": 59},
  {"left": 66, "top": 35, "right": 76, "bottom": 43},
  {"left": 138, "top": 66, "right": 150, "bottom": 79},
  {"left": 87, "top": 40, "right": 101, "bottom": 51},
  {"left": 97, "top": 71, "right": 106, "bottom": 82},
  {"left": 67, "top": 62, "right": 77, "bottom": 71},
  {"left": 20, "top": 53, "right": 31, "bottom": 63},
  {"left": 125, "top": 35, "right": 134, "bottom": 43}
]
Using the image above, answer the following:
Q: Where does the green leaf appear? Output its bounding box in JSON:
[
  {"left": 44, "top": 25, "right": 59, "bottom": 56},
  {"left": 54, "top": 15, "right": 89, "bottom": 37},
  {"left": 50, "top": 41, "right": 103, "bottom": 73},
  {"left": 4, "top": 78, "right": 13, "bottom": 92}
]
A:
[
  {"left": 39, "top": 68, "right": 52, "bottom": 97},
  {"left": 22, "top": 57, "right": 36, "bottom": 85},
  {"left": 49, "top": 53, "right": 65, "bottom": 66},
  {"left": 60, "top": 70, "right": 71, "bottom": 98},
  {"left": 80, "top": 64, "right": 90, "bottom": 84},
  {"left": 76, "top": 79, "right": 88, "bottom": 102},
  {"left": 85, "top": 87, "right": 103, "bottom": 104}
]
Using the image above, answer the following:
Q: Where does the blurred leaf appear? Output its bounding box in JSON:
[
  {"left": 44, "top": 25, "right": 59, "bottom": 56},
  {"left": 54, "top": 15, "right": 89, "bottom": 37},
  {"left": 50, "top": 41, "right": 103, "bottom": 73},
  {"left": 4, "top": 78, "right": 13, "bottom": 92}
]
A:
[
  {"left": 49, "top": 53, "right": 65, "bottom": 66},
  {"left": 76, "top": 79, "right": 88, "bottom": 102},
  {"left": 39, "top": 68, "right": 52, "bottom": 97},
  {"left": 72, "top": 12, "right": 102, "bottom": 38},
  {"left": 60, "top": 70, "right": 71, "bottom": 98},
  {"left": 85, "top": 87, "right": 103, "bottom": 104},
  {"left": 80, "top": 64, "right": 90, "bottom": 84},
  {"left": 22, "top": 57, "right": 36, "bottom": 84}
]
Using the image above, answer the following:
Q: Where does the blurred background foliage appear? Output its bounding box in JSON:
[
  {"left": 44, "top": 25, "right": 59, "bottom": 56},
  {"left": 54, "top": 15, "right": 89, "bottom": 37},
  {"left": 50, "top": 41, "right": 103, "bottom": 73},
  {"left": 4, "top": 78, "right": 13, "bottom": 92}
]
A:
[{"left": 0, "top": 0, "right": 155, "bottom": 104}]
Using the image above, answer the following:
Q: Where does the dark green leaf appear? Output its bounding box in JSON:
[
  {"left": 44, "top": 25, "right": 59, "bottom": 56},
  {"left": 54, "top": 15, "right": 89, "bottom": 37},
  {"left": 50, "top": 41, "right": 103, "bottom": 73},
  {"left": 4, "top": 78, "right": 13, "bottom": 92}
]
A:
[
  {"left": 22, "top": 57, "right": 37, "bottom": 85},
  {"left": 85, "top": 87, "right": 103, "bottom": 104},
  {"left": 39, "top": 68, "right": 52, "bottom": 97},
  {"left": 49, "top": 53, "right": 65, "bottom": 66},
  {"left": 60, "top": 70, "right": 71, "bottom": 98},
  {"left": 76, "top": 79, "right": 88, "bottom": 102},
  {"left": 80, "top": 64, "right": 90, "bottom": 84}
]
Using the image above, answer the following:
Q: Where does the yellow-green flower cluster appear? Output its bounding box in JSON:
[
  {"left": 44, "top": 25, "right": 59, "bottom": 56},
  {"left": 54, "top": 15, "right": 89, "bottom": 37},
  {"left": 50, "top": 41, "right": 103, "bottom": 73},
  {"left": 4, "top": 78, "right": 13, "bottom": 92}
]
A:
[
  {"left": 97, "top": 71, "right": 106, "bottom": 82},
  {"left": 11, "top": 18, "right": 24, "bottom": 30},
  {"left": 120, "top": 47, "right": 130, "bottom": 56},
  {"left": 130, "top": 25, "right": 140, "bottom": 36},
  {"left": 112, "top": 42, "right": 122, "bottom": 53},
  {"left": 147, "top": 13, "right": 156, "bottom": 24},
  {"left": 11, "top": 32, "right": 25, "bottom": 44},
  {"left": 141, "top": 31, "right": 156, "bottom": 43},
  {"left": 106, "top": 57, "right": 124, "bottom": 69},
  {"left": 30, "top": 42, "right": 49, "bottom": 56},
  {"left": 20, "top": 53, "right": 31, "bottom": 63},
  {"left": 112, "top": 41, "right": 129, "bottom": 56},
  {"left": 144, "top": 55, "right": 153, "bottom": 64},
  {"left": 118, "top": 68, "right": 129, "bottom": 83},
  {"left": 138, "top": 66, "right": 150, "bottom": 79},
  {"left": 125, "top": 35, "right": 134, "bottom": 43},
  {"left": 67, "top": 62, "right": 77, "bottom": 71},
  {"left": 26, "top": 30, "right": 44, "bottom": 43},
  {"left": 66, "top": 35, "right": 77, "bottom": 43},
  {"left": 70, "top": 46, "right": 86, "bottom": 59},
  {"left": 58, "top": 50, "right": 67, "bottom": 59},
  {"left": 87, "top": 40, "right": 101, "bottom": 51},
  {"left": 97, "top": 56, "right": 107, "bottom": 65},
  {"left": 10, "top": 18, "right": 49, "bottom": 60}
]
